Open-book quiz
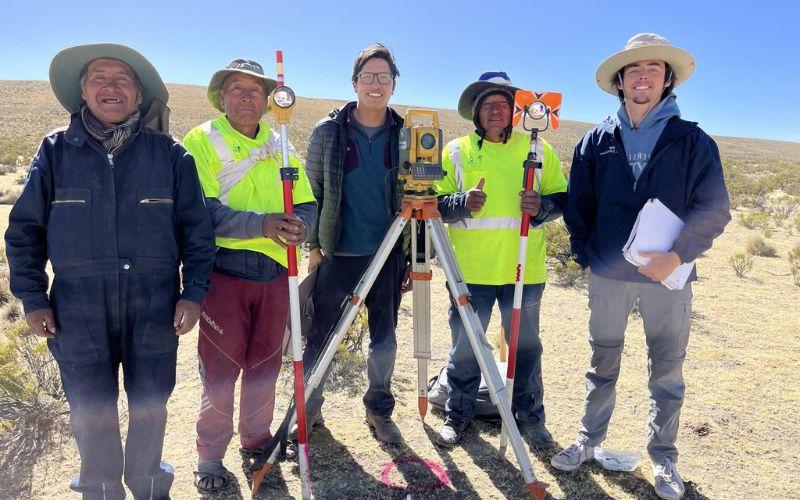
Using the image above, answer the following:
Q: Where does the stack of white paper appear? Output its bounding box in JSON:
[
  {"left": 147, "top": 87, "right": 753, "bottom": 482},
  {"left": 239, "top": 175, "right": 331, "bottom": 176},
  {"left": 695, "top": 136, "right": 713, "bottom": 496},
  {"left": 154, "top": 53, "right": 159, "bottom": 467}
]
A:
[{"left": 622, "top": 198, "right": 694, "bottom": 290}]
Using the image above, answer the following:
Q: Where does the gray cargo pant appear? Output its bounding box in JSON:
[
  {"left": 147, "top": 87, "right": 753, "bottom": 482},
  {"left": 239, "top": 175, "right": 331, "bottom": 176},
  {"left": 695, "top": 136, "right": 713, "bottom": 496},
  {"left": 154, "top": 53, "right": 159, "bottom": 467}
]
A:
[{"left": 577, "top": 273, "right": 692, "bottom": 463}]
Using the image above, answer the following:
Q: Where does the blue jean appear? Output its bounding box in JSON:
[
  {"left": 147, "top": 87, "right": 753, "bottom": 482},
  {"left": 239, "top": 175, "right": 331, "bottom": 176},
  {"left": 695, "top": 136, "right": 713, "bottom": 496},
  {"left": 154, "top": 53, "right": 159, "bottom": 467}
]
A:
[
  {"left": 445, "top": 283, "right": 546, "bottom": 425},
  {"left": 577, "top": 273, "right": 692, "bottom": 463},
  {"left": 49, "top": 273, "right": 179, "bottom": 499}
]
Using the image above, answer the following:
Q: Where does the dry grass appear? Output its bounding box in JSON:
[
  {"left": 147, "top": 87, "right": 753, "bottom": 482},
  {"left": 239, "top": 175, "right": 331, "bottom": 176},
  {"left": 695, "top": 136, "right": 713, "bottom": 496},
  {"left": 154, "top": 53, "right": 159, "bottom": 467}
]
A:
[
  {"left": 745, "top": 236, "right": 778, "bottom": 258},
  {"left": 0, "top": 187, "right": 20, "bottom": 205},
  {"left": 0, "top": 80, "right": 798, "bottom": 499}
]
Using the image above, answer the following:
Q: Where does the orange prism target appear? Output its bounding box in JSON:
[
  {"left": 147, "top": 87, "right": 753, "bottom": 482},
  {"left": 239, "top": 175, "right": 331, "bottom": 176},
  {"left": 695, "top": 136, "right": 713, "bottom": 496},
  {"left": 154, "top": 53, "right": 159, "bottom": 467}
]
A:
[{"left": 512, "top": 90, "right": 563, "bottom": 130}]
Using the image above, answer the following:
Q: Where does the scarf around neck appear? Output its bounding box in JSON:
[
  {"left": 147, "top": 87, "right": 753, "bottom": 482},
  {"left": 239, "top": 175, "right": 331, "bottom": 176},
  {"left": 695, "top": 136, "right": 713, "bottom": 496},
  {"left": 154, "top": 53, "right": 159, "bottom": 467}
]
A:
[{"left": 80, "top": 105, "right": 141, "bottom": 154}]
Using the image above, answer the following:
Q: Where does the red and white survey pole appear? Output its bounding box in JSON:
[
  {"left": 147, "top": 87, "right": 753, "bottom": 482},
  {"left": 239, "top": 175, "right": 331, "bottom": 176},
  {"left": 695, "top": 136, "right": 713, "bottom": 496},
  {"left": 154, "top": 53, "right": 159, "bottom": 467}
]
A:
[
  {"left": 498, "top": 130, "right": 542, "bottom": 456},
  {"left": 265, "top": 50, "right": 312, "bottom": 499},
  {"left": 499, "top": 90, "right": 561, "bottom": 456}
]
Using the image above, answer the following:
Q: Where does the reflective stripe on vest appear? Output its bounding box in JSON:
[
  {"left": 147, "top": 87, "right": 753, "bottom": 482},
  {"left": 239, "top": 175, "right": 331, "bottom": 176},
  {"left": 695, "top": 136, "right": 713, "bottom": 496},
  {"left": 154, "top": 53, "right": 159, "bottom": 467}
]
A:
[
  {"left": 447, "top": 138, "right": 465, "bottom": 191},
  {"left": 199, "top": 121, "right": 295, "bottom": 203},
  {"left": 451, "top": 216, "right": 521, "bottom": 231}
]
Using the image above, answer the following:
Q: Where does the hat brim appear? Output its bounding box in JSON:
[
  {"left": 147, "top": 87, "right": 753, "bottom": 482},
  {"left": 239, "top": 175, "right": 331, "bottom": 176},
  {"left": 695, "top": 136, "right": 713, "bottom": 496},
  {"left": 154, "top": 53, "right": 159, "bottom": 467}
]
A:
[
  {"left": 207, "top": 69, "right": 278, "bottom": 113},
  {"left": 49, "top": 43, "right": 168, "bottom": 114},
  {"left": 595, "top": 44, "right": 696, "bottom": 95},
  {"left": 457, "top": 81, "right": 521, "bottom": 120}
]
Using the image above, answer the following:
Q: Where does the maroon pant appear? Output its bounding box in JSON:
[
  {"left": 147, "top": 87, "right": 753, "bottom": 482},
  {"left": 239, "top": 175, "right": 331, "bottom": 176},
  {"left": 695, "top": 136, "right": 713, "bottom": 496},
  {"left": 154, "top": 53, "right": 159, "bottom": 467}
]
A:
[{"left": 196, "top": 271, "right": 288, "bottom": 460}]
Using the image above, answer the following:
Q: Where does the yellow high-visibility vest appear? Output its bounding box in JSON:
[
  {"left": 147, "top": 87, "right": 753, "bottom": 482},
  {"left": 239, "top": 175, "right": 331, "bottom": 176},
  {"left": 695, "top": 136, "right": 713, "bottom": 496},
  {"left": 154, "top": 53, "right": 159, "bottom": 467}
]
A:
[
  {"left": 434, "top": 131, "right": 566, "bottom": 285},
  {"left": 183, "top": 116, "right": 315, "bottom": 268}
]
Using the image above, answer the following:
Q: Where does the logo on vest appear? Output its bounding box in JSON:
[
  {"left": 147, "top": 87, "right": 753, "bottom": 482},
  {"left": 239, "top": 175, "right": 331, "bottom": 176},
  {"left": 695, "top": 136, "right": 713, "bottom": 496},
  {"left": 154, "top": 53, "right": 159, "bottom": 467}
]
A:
[
  {"left": 201, "top": 311, "right": 224, "bottom": 335},
  {"left": 600, "top": 146, "right": 616, "bottom": 156}
]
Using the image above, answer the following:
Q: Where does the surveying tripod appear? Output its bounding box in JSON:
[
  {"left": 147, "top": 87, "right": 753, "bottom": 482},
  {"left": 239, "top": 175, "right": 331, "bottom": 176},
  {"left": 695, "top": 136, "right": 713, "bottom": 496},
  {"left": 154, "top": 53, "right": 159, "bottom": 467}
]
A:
[{"left": 252, "top": 115, "right": 548, "bottom": 500}]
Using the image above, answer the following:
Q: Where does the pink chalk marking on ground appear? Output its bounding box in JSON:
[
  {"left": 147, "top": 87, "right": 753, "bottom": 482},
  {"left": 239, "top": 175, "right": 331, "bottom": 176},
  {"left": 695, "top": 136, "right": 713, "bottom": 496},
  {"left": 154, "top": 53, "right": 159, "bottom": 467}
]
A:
[{"left": 380, "top": 457, "right": 450, "bottom": 492}]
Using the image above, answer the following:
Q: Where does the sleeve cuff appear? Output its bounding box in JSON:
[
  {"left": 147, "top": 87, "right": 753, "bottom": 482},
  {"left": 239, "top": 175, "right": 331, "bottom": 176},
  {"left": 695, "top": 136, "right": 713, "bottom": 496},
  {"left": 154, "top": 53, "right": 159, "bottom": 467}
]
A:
[
  {"left": 245, "top": 214, "right": 265, "bottom": 239},
  {"left": 670, "top": 239, "right": 692, "bottom": 264},
  {"left": 22, "top": 296, "right": 51, "bottom": 316},
  {"left": 180, "top": 287, "right": 207, "bottom": 305}
]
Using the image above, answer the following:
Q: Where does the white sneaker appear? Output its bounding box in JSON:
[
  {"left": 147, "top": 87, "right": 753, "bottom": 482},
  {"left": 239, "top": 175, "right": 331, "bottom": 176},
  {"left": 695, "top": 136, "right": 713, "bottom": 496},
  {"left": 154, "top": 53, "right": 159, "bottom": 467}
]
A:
[
  {"left": 653, "top": 457, "right": 685, "bottom": 500},
  {"left": 550, "top": 442, "right": 595, "bottom": 471}
]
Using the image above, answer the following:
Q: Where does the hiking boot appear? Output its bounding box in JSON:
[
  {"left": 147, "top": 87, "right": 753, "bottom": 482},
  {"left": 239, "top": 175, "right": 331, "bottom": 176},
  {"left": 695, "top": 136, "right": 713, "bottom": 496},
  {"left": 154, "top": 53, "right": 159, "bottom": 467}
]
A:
[
  {"left": 365, "top": 411, "right": 402, "bottom": 444},
  {"left": 550, "top": 441, "right": 595, "bottom": 471},
  {"left": 518, "top": 422, "right": 556, "bottom": 449},
  {"left": 289, "top": 408, "right": 325, "bottom": 441},
  {"left": 435, "top": 416, "right": 470, "bottom": 449},
  {"left": 653, "top": 457, "right": 685, "bottom": 500}
]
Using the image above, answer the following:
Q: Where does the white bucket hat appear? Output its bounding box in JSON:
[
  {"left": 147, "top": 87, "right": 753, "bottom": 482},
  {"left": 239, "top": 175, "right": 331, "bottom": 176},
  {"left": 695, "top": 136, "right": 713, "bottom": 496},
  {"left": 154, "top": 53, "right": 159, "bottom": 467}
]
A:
[{"left": 595, "top": 33, "right": 695, "bottom": 95}]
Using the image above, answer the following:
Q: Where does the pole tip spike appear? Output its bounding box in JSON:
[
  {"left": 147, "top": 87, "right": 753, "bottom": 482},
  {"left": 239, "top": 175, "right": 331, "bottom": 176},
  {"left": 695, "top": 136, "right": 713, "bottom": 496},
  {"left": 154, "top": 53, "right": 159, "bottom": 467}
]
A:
[
  {"left": 251, "top": 463, "right": 273, "bottom": 495},
  {"left": 418, "top": 397, "right": 428, "bottom": 420}
]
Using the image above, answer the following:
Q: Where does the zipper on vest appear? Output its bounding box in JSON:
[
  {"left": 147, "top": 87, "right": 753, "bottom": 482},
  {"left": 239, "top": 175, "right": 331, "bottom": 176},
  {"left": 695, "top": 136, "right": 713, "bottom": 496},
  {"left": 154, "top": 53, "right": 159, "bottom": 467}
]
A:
[
  {"left": 51, "top": 199, "right": 87, "bottom": 205},
  {"left": 140, "top": 198, "right": 174, "bottom": 204},
  {"left": 107, "top": 154, "right": 114, "bottom": 168}
]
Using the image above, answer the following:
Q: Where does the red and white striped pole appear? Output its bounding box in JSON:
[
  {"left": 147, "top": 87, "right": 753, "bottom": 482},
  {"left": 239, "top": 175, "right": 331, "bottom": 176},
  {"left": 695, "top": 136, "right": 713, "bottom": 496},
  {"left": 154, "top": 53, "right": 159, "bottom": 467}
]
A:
[
  {"left": 499, "top": 130, "right": 542, "bottom": 456},
  {"left": 275, "top": 50, "right": 312, "bottom": 499}
]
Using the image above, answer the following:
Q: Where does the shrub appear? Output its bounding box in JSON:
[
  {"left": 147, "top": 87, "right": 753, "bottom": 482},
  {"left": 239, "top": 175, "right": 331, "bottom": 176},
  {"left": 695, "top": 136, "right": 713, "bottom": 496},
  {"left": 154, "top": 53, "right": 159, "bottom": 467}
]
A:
[
  {"left": 0, "top": 321, "right": 68, "bottom": 497},
  {"left": 544, "top": 220, "right": 573, "bottom": 263},
  {"left": 789, "top": 245, "right": 800, "bottom": 287},
  {"left": 0, "top": 188, "right": 20, "bottom": 205},
  {"left": 326, "top": 308, "right": 368, "bottom": 396},
  {"left": 728, "top": 252, "right": 753, "bottom": 278},
  {"left": 0, "top": 264, "right": 21, "bottom": 323},
  {"left": 737, "top": 211, "right": 770, "bottom": 230},
  {"left": 545, "top": 221, "right": 585, "bottom": 287},
  {"left": 0, "top": 165, "right": 16, "bottom": 176},
  {"left": 769, "top": 197, "right": 798, "bottom": 225},
  {"left": 553, "top": 260, "right": 584, "bottom": 286},
  {"left": 745, "top": 236, "right": 778, "bottom": 257}
]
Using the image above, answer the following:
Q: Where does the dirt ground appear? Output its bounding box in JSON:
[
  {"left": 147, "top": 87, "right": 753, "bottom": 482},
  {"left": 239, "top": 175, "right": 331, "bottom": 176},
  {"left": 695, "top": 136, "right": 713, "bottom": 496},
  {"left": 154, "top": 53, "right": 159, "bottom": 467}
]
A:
[{"left": 14, "top": 201, "right": 797, "bottom": 499}]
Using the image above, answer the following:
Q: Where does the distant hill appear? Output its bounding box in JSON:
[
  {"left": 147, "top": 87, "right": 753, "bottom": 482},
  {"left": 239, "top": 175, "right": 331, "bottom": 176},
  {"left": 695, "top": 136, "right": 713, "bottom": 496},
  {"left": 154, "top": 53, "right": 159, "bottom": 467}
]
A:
[{"left": 1, "top": 80, "right": 798, "bottom": 166}]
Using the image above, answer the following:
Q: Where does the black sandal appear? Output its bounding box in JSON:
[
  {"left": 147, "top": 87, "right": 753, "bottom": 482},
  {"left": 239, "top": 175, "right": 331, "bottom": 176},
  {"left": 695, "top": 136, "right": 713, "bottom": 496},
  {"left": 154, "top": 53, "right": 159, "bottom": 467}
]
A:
[{"left": 193, "top": 463, "right": 233, "bottom": 493}]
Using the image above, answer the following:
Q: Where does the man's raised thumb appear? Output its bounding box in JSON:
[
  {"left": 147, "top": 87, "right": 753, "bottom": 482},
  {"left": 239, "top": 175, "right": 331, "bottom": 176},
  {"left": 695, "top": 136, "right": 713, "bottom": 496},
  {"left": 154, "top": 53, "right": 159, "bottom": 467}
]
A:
[{"left": 475, "top": 177, "right": 485, "bottom": 191}]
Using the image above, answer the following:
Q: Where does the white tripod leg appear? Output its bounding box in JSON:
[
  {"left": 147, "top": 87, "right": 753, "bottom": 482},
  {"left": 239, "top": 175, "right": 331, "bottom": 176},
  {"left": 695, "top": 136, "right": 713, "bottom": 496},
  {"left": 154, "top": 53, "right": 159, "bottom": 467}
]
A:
[
  {"left": 252, "top": 214, "right": 408, "bottom": 478},
  {"left": 426, "top": 218, "right": 548, "bottom": 499}
]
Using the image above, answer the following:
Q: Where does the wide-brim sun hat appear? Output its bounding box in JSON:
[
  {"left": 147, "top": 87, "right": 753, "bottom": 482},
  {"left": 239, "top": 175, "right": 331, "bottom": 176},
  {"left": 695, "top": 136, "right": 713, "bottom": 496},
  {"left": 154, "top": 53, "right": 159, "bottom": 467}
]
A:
[
  {"left": 457, "top": 72, "right": 521, "bottom": 120},
  {"left": 596, "top": 33, "right": 696, "bottom": 95},
  {"left": 207, "top": 59, "right": 279, "bottom": 113},
  {"left": 49, "top": 43, "right": 168, "bottom": 114}
]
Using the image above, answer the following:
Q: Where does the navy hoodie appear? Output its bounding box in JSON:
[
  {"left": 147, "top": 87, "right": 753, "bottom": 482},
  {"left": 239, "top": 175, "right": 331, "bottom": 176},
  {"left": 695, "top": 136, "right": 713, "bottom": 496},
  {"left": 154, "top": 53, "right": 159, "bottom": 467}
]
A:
[{"left": 617, "top": 94, "right": 680, "bottom": 180}]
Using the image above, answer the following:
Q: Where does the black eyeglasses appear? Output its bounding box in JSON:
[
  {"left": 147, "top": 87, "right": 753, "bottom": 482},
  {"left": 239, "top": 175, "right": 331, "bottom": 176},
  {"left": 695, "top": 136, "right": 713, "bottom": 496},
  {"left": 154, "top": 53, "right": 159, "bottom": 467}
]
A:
[{"left": 357, "top": 72, "right": 393, "bottom": 85}]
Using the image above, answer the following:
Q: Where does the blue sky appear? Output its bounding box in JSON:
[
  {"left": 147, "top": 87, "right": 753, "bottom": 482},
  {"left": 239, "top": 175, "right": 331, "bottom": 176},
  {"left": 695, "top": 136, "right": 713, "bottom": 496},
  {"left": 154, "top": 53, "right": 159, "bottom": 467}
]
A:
[{"left": 1, "top": 0, "right": 797, "bottom": 143}]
